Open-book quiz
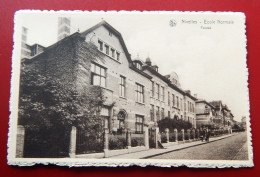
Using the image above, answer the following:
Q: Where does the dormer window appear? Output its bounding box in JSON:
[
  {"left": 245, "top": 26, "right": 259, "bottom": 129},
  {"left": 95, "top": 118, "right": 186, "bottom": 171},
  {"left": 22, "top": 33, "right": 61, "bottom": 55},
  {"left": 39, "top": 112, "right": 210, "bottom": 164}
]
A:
[
  {"left": 109, "top": 31, "right": 113, "bottom": 37},
  {"left": 111, "top": 48, "right": 115, "bottom": 58},
  {"left": 98, "top": 40, "right": 103, "bottom": 51},
  {"left": 105, "top": 44, "right": 109, "bottom": 55},
  {"left": 136, "top": 63, "right": 142, "bottom": 70},
  {"left": 116, "top": 52, "right": 120, "bottom": 61}
]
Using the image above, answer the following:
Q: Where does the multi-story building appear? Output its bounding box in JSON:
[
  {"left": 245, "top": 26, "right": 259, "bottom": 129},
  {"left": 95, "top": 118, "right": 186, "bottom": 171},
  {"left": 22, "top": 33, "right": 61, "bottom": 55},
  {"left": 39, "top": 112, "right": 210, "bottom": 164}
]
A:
[
  {"left": 20, "top": 20, "right": 198, "bottom": 134},
  {"left": 195, "top": 99, "right": 215, "bottom": 128}
]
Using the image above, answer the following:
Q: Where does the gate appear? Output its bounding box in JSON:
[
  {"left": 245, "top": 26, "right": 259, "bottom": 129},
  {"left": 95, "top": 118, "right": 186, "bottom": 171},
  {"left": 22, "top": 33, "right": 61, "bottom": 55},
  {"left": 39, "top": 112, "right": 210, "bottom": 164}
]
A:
[
  {"left": 149, "top": 128, "right": 156, "bottom": 148},
  {"left": 76, "top": 128, "right": 104, "bottom": 154}
]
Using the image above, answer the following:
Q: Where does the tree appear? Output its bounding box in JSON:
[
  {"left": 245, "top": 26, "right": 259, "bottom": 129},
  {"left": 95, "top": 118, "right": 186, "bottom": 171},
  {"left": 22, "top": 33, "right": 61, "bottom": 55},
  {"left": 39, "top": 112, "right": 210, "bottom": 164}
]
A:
[
  {"left": 18, "top": 39, "right": 106, "bottom": 157},
  {"left": 157, "top": 117, "right": 192, "bottom": 132}
]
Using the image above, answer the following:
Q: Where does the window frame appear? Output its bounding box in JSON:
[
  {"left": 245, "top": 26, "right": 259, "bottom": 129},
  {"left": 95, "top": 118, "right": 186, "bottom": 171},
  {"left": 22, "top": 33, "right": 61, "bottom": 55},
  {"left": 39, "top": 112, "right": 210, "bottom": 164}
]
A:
[
  {"left": 135, "top": 115, "right": 144, "bottom": 134},
  {"left": 119, "top": 75, "right": 126, "bottom": 98},
  {"left": 91, "top": 62, "right": 106, "bottom": 87},
  {"left": 136, "top": 83, "right": 144, "bottom": 103}
]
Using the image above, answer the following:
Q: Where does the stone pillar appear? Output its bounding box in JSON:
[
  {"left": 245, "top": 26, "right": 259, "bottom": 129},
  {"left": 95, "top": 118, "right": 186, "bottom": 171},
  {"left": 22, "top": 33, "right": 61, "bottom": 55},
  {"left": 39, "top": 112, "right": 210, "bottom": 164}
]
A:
[
  {"left": 144, "top": 126, "right": 149, "bottom": 150},
  {"left": 181, "top": 129, "right": 185, "bottom": 141},
  {"left": 174, "top": 128, "right": 178, "bottom": 142},
  {"left": 155, "top": 127, "right": 159, "bottom": 148},
  {"left": 16, "top": 125, "right": 25, "bottom": 158},
  {"left": 197, "top": 129, "right": 200, "bottom": 140},
  {"left": 104, "top": 128, "right": 109, "bottom": 150},
  {"left": 127, "top": 129, "right": 131, "bottom": 149},
  {"left": 230, "top": 128, "right": 233, "bottom": 134},
  {"left": 187, "top": 129, "right": 191, "bottom": 140},
  {"left": 165, "top": 128, "right": 169, "bottom": 143},
  {"left": 69, "top": 126, "right": 77, "bottom": 158}
]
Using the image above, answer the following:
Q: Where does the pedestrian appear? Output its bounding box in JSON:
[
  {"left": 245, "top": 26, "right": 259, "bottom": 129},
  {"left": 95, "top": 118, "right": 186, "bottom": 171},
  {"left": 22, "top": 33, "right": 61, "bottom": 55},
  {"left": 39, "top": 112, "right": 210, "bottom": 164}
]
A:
[{"left": 206, "top": 128, "right": 210, "bottom": 142}]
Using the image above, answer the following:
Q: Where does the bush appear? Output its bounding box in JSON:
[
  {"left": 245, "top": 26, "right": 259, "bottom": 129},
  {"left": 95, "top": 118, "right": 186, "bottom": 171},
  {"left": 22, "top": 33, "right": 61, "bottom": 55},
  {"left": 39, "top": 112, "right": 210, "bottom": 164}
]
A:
[
  {"left": 109, "top": 135, "right": 127, "bottom": 150},
  {"left": 169, "top": 132, "right": 175, "bottom": 142},
  {"left": 161, "top": 133, "right": 167, "bottom": 143},
  {"left": 131, "top": 137, "right": 145, "bottom": 147},
  {"left": 158, "top": 118, "right": 192, "bottom": 132}
]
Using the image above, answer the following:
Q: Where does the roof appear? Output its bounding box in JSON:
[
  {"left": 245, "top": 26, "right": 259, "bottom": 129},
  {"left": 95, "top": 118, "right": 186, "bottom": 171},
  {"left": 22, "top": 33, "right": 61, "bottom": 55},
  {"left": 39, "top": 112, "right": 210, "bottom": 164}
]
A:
[
  {"left": 80, "top": 20, "right": 152, "bottom": 79},
  {"left": 196, "top": 99, "right": 215, "bottom": 109}
]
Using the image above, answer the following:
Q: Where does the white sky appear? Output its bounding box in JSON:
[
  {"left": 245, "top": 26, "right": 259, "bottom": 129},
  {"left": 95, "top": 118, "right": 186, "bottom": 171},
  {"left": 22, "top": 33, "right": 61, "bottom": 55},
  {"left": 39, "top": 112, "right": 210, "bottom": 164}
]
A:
[{"left": 17, "top": 11, "right": 249, "bottom": 122}]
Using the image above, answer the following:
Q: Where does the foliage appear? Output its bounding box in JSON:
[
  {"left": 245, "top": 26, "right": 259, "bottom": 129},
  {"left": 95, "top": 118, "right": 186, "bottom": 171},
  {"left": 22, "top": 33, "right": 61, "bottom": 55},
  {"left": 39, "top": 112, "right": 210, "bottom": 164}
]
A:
[
  {"left": 18, "top": 38, "right": 105, "bottom": 157},
  {"left": 131, "top": 136, "right": 145, "bottom": 147},
  {"left": 109, "top": 135, "right": 127, "bottom": 150},
  {"left": 157, "top": 117, "right": 192, "bottom": 132}
]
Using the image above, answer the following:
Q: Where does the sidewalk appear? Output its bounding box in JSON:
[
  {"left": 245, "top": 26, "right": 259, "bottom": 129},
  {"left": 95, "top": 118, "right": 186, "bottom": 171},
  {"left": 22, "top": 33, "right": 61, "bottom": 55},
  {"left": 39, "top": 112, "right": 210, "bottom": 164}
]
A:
[{"left": 106, "top": 133, "right": 235, "bottom": 159}]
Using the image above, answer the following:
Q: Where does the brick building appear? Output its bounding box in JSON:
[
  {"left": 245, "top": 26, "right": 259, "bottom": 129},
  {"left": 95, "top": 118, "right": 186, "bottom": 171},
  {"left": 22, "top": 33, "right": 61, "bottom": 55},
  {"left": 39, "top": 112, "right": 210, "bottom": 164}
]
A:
[{"left": 20, "top": 20, "right": 198, "bottom": 134}]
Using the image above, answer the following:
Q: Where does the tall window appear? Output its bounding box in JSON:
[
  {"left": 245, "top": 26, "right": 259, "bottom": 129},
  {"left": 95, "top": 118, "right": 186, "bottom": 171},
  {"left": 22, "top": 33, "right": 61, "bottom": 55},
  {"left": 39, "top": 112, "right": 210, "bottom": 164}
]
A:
[
  {"left": 119, "top": 76, "right": 125, "bottom": 97},
  {"left": 135, "top": 115, "right": 144, "bottom": 134},
  {"left": 98, "top": 40, "right": 103, "bottom": 51},
  {"left": 172, "top": 94, "right": 175, "bottom": 107},
  {"left": 151, "top": 81, "right": 154, "bottom": 97},
  {"left": 156, "top": 106, "right": 160, "bottom": 121},
  {"left": 168, "top": 91, "right": 170, "bottom": 106},
  {"left": 105, "top": 44, "right": 109, "bottom": 55},
  {"left": 150, "top": 104, "right": 154, "bottom": 121},
  {"left": 187, "top": 101, "right": 190, "bottom": 112},
  {"left": 91, "top": 63, "right": 106, "bottom": 87},
  {"left": 176, "top": 96, "right": 179, "bottom": 108},
  {"left": 168, "top": 111, "right": 170, "bottom": 118},
  {"left": 156, "top": 83, "right": 160, "bottom": 99},
  {"left": 180, "top": 98, "right": 183, "bottom": 110},
  {"left": 111, "top": 48, "right": 115, "bottom": 58},
  {"left": 161, "top": 108, "right": 164, "bottom": 119},
  {"left": 161, "top": 86, "right": 165, "bottom": 101},
  {"left": 136, "top": 83, "right": 144, "bottom": 103},
  {"left": 116, "top": 52, "right": 120, "bottom": 61}
]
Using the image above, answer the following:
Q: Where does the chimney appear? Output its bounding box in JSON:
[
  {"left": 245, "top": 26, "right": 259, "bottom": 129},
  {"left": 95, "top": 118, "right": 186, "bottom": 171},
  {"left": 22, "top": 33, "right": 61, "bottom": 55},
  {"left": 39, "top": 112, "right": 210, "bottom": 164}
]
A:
[
  {"left": 21, "top": 27, "right": 31, "bottom": 59},
  {"left": 57, "top": 17, "right": 71, "bottom": 41}
]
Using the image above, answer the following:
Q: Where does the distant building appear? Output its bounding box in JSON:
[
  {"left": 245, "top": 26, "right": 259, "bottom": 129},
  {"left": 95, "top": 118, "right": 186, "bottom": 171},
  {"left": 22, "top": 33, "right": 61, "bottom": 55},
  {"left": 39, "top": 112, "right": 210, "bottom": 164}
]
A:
[
  {"left": 195, "top": 100, "right": 215, "bottom": 128},
  {"left": 57, "top": 17, "right": 71, "bottom": 41},
  {"left": 241, "top": 116, "right": 247, "bottom": 130}
]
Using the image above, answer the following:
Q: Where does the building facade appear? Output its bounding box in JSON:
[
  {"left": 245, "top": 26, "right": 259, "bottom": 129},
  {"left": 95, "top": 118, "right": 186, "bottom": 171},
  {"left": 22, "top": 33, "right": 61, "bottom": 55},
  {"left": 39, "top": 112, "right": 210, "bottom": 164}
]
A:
[{"left": 195, "top": 100, "right": 215, "bottom": 128}]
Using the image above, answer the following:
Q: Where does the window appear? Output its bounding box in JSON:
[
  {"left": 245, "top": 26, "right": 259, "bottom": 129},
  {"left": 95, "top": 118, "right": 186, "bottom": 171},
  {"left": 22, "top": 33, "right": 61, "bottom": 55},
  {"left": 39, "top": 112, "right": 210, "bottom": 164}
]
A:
[
  {"left": 151, "top": 81, "right": 154, "bottom": 97},
  {"left": 161, "top": 86, "right": 165, "bottom": 101},
  {"left": 136, "top": 63, "right": 142, "bottom": 70},
  {"left": 168, "top": 92, "right": 170, "bottom": 106},
  {"left": 168, "top": 111, "right": 170, "bottom": 118},
  {"left": 156, "top": 106, "right": 160, "bottom": 121},
  {"left": 187, "top": 101, "right": 190, "bottom": 112},
  {"left": 150, "top": 105, "right": 154, "bottom": 121},
  {"left": 161, "top": 108, "right": 164, "bottom": 119},
  {"left": 176, "top": 96, "right": 179, "bottom": 108},
  {"left": 111, "top": 48, "right": 115, "bottom": 58},
  {"left": 180, "top": 98, "right": 183, "bottom": 111},
  {"left": 109, "top": 31, "right": 113, "bottom": 37},
  {"left": 91, "top": 63, "right": 106, "bottom": 87},
  {"left": 184, "top": 102, "right": 186, "bottom": 111},
  {"left": 98, "top": 40, "right": 103, "bottom": 51},
  {"left": 172, "top": 94, "right": 175, "bottom": 106},
  {"left": 105, "top": 44, "right": 109, "bottom": 55},
  {"left": 116, "top": 52, "right": 120, "bottom": 61},
  {"left": 136, "top": 83, "right": 144, "bottom": 103},
  {"left": 119, "top": 76, "right": 126, "bottom": 97},
  {"left": 118, "top": 111, "right": 126, "bottom": 130},
  {"left": 135, "top": 115, "right": 144, "bottom": 134},
  {"left": 156, "top": 83, "right": 160, "bottom": 99}
]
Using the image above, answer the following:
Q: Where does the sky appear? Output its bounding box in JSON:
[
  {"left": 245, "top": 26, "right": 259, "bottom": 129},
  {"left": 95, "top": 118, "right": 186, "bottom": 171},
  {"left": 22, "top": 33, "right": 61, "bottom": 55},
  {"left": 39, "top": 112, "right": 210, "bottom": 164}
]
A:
[{"left": 16, "top": 11, "right": 249, "bottom": 121}]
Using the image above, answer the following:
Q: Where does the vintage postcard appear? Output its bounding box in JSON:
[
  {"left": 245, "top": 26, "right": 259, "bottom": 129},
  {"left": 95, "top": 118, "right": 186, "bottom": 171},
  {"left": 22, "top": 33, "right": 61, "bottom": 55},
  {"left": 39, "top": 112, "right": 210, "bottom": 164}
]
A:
[{"left": 8, "top": 10, "right": 253, "bottom": 167}]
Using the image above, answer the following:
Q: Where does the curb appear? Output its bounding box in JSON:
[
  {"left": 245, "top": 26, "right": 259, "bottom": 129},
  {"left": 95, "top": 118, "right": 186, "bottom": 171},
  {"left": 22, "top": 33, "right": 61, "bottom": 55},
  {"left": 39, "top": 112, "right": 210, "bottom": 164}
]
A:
[{"left": 142, "top": 133, "right": 236, "bottom": 159}]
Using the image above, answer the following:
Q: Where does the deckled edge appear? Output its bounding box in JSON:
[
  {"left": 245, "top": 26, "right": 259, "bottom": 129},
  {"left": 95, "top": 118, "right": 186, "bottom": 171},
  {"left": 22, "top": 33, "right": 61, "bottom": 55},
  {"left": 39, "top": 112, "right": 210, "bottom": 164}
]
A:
[{"left": 7, "top": 10, "right": 254, "bottom": 168}]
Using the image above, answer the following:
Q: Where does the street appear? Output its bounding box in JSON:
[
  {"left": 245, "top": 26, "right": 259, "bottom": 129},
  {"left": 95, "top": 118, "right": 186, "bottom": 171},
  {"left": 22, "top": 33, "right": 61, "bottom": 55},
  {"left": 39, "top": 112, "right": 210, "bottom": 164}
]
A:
[{"left": 149, "top": 132, "right": 248, "bottom": 160}]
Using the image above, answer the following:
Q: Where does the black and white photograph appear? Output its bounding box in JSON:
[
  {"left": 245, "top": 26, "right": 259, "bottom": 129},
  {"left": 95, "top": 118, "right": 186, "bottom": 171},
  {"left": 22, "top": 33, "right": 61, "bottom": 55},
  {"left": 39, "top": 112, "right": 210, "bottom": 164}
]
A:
[{"left": 8, "top": 11, "right": 252, "bottom": 167}]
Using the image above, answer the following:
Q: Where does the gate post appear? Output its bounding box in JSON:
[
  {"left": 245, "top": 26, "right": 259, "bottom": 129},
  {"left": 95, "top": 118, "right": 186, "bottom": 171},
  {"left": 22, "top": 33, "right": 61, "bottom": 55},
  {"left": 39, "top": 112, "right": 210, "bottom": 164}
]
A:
[
  {"left": 16, "top": 125, "right": 25, "bottom": 158},
  {"left": 104, "top": 128, "right": 109, "bottom": 150},
  {"left": 187, "top": 129, "right": 191, "bottom": 141},
  {"left": 69, "top": 126, "right": 77, "bottom": 158},
  {"left": 127, "top": 128, "right": 131, "bottom": 149},
  {"left": 181, "top": 129, "right": 185, "bottom": 142},
  {"left": 144, "top": 126, "right": 149, "bottom": 150},
  {"left": 174, "top": 128, "right": 178, "bottom": 142},
  {"left": 197, "top": 129, "right": 200, "bottom": 140},
  {"left": 155, "top": 127, "right": 159, "bottom": 148},
  {"left": 165, "top": 128, "right": 169, "bottom": 143}
]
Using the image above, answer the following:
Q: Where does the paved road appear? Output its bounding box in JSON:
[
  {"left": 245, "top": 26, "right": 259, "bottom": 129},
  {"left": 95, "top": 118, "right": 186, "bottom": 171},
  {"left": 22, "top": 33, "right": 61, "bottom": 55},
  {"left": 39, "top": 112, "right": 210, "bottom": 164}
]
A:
[{"left": 149, "top": 132, "right": 248, "bottom": 160}]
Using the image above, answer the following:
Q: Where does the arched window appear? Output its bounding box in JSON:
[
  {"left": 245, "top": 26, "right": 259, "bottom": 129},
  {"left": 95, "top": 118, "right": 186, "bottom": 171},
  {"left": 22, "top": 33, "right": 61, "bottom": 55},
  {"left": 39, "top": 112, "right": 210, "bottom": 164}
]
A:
[{"left": 117, "top": 110, "right": 127, "bottom": 129}]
